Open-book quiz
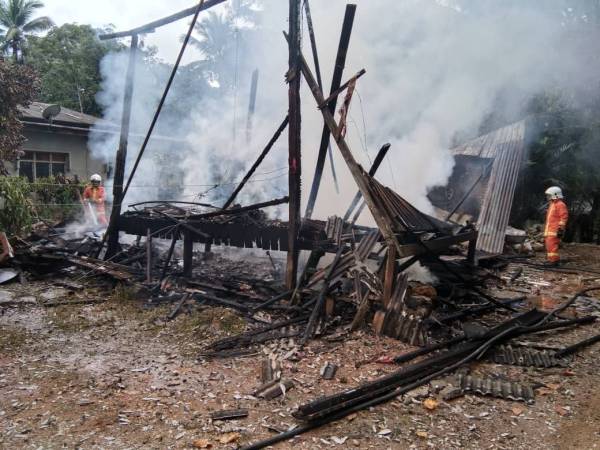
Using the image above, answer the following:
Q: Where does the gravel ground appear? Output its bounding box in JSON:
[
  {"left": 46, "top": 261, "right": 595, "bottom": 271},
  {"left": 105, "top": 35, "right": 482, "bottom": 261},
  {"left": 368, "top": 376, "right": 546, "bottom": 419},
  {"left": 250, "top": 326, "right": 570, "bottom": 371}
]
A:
[{"left": 1, "top": 244, "right": 600, "bottom": 449}]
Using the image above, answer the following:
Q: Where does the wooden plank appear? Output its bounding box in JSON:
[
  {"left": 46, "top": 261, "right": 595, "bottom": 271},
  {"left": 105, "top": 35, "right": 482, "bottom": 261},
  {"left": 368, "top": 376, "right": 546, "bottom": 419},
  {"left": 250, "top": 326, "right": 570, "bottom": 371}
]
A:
[
  {"left": 286, "top": 0, "right": 302, "bottom": 290},
  {"left": 382, "top": 245, "right": 397, "bottom": 308},
  {"left": 183, "top": 231, "right": 193, "bottom": 278}
]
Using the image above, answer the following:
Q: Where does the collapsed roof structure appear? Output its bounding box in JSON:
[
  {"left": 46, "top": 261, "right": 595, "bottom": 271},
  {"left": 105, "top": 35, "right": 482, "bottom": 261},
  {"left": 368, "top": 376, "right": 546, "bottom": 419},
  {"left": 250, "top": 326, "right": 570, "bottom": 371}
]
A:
[{"left": 15, "top": 2, "right": 584, "bottom": 448}]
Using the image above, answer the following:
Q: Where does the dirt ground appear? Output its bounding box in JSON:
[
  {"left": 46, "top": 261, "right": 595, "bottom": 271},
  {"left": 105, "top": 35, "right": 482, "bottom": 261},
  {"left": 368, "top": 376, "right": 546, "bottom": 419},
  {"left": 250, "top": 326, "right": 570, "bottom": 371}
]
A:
[{"left": 1, "top": 244, "right": 600, "bottom": 449}]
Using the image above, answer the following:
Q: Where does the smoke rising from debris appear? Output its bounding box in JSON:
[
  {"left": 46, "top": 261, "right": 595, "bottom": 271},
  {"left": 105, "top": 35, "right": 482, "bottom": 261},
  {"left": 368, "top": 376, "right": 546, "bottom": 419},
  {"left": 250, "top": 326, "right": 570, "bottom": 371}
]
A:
[{"left": 89, "top": 0, "right": 600, "bottom": 220}]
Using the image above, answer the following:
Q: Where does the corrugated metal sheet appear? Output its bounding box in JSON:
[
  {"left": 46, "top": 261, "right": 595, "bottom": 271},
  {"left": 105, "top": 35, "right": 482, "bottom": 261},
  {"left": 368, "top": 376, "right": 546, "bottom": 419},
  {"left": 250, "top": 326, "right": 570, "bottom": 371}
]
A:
[
  {"left": 488, "top": 345, "right": 571, "bottom": 368},
  {"left": 367, "top": 174, "right": 449, "bottom": 233},
  {"left": 474, "top": 121, "right": 527, "bottom": 254},
  {"left": 455, "top": 373, "right": 535, "bottom": 403},
  {"left": 435, "top": 119, "right": 528, "bottom": 255}
]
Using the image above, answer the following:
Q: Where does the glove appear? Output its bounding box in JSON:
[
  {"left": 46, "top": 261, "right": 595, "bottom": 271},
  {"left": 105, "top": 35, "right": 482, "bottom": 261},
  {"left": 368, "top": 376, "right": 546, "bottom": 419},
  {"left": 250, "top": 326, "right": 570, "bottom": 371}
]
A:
[{"left": 557, "top": 228, "right": 565, "bottom": 239}]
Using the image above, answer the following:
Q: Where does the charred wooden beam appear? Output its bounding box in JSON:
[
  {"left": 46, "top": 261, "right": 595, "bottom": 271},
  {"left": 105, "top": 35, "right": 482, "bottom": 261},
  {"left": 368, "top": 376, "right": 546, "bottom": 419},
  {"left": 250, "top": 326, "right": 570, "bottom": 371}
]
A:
[
  {"left": 160, "top": 226, "right": 180, "bottom": 282},
  {"left": 146, "top": 228, "right": 153, "bottom": 283},
  {"left": 183, "top": 231, "right": 193, "bottom": 278},
  {"left": 296, "top": 43, "right": 399, "bottom": 251},
  {"left": 555, "top": 332, "right": 600, "bottom": 357},
  {"left": 302, "top": 245, "right": 346, "bottom": 344},
  {"left": 304, "top": 0, "right": 339, "bottom": 193},
  {"left": 210, "top": 409, "right": 249, "bottom": 421},
  {"left": 194, "top": 196, "right": 289, "bottom": 220},
  {"left": 382, "top": 246, "right": 398, "bottom": 308},
  {"left": 318, "top": 69, "right": 367, "bottom": 109},
  {"left": 99, "top": 0, "right": 226, "bottom": 40},
  {"left": 222, "top": 118, "right": 289, "bottom": 210},
  {"left": 286, "top": 0, "right": 302, "bottom": 290},
  {"left": 153, "top": 210, "right": 210, "bottom": 239},
  {"left": 304, "top": 4, "right": 357, "bottom": 220},
  {"left": 106, "top": 35, "right": 138, "bottom": 258},
  {"left": 343, "top": 143, "right": 391, "bottom": 222}
]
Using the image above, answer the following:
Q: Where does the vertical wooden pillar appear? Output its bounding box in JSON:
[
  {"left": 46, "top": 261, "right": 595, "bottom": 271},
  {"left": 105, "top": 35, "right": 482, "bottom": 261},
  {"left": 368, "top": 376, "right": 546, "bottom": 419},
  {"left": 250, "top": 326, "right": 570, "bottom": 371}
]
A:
[
  {"left": 183, "top": 232, "right": 194, "bottom": 278},
  {"left": 383, "top": 245, "right": 397, "bottom": 307},
  {"left": 146, "top": 228, "right": 153, "bottom": 283},
  {"left": 467, "top": 237, "right": 477, "bottom": 266},
  {"left": 286, "top": 0, "right": 302, "bottom": 290},
  {"left": 106, "top": 34, "right": 138, "bottom": 258}
]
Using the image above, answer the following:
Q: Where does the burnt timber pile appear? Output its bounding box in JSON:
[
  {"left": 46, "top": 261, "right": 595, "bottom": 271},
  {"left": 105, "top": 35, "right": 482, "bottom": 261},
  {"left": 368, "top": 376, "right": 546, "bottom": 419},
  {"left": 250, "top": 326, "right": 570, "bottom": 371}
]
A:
[{"left": 3, "top": 1, "right": 600, "bottom": 449}]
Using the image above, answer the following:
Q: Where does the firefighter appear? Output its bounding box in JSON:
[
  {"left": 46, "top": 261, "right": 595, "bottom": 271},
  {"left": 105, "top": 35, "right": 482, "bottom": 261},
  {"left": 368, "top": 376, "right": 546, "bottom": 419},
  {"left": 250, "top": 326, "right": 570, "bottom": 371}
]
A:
[
  {"left": 543, "top": 186, "right": 568, "bottom": 266},
  {"left": 83, "top": 174, "right": 107, "bottom": 226}
]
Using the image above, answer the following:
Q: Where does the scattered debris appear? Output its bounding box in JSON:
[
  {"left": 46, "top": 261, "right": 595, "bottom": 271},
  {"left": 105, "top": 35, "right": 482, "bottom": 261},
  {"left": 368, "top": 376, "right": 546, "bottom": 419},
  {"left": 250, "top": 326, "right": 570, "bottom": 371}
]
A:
[{"left": 320, "top": 362, "right": 338, "bottom": 380}]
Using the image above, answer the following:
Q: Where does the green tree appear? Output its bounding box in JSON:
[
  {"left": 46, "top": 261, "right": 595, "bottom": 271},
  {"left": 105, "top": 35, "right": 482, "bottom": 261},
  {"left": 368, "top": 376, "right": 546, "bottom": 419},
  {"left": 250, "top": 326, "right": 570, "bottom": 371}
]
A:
[
  {"left": 0, "top": 0, "right": 53, "bottom": 63},
  {"left": 0, "top": 59, "right": 39, "bottom": 166},
  {"left": 26, "top": 24, "right": 124, "bottom": 115},
  {"left": 189, "top": 0, "right": 259, "bottom": 93}
]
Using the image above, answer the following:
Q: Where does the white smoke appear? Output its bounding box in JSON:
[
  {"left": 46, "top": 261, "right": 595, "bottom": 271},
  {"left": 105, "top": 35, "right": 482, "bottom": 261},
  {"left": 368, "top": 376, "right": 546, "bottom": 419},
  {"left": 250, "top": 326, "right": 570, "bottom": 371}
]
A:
[{"left": 89, "top": 0, "right": 600, "bottom": 222}]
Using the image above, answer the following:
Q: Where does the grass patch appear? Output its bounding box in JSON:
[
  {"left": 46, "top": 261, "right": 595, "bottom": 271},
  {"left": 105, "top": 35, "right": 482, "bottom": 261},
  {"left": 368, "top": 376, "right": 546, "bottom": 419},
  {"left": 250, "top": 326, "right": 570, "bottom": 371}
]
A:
[
  {"left": 48, "top": 306, "right": 95, "bottom": 332},
  {"left": 0, "top": 326, "right": 32, "bottom": 354},
  {"left": 173, "top": 307, "right": 246, "bottom": 336},
  {"left": 169, "top": 307, "right": 247, "bottom": 359}
]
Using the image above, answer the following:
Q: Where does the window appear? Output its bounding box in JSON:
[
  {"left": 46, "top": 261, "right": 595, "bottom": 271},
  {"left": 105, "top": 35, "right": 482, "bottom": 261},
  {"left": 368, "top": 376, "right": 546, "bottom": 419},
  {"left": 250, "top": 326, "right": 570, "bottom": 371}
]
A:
[{"left": 18, "top": 152, "right": 69, "bottom": 181}]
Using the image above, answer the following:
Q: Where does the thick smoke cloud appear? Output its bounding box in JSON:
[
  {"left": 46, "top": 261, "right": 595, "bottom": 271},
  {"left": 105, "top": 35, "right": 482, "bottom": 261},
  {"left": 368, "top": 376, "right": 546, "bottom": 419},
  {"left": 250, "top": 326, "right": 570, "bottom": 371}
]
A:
[{"left": 90, "top": 0, "right": 600, "bottom": 221}]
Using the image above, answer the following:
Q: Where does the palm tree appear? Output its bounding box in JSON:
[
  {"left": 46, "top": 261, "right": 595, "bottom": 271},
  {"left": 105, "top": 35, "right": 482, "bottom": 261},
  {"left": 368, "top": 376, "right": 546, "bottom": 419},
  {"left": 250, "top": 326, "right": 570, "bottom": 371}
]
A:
[
  {"left": 0, "top": 0, "right": 53, "bottom": 63},
  {"left": 189, "top": 0, "right": 259, "bottom": 91}
]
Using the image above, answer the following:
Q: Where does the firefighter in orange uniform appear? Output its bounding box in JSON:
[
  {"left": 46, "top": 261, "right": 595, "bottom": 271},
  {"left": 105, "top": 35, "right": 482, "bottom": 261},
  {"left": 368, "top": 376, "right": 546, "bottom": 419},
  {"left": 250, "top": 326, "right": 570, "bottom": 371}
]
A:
[
  {"left": 83, "top": 174, "right": 108, "bottom": 226},
  {"left": 543, "top": 186, "right": 568, "bottom": 266}
]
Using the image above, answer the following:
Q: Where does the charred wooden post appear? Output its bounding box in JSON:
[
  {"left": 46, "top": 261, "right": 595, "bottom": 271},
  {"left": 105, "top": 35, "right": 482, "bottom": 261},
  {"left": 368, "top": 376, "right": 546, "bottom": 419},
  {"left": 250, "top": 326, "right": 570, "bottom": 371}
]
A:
[
  {"left": 304, "top": 0, "right": 339, "bottom": 194},
  {"left": 146, "top": 228, "right": 153, "bottom": 283},
  {"left": 383, "top": 245, "right": 397, "bottom": 307},
  {"left": 160, "top": 226, "right": 180, "bottom": 282},
  {"left": 106, "top": 34, "right": 138, "bottom": 258},
  {"left": 183, "top": 231, "right": 194, "bottom": 278},
  {"left": 304, "top": 4, "right": 357, "bottom": 219},
  {"left": 246, "top": 69, "right": 259, "bottom": 144},
  {"left": 222, "top": 118, "right": 289, "bottom": 210},
  {"left": 286, "top": 0, "right": 302, "bottom": 290},
  {"left": 467, "top": 237, "right": 477, "bottom": 265}
]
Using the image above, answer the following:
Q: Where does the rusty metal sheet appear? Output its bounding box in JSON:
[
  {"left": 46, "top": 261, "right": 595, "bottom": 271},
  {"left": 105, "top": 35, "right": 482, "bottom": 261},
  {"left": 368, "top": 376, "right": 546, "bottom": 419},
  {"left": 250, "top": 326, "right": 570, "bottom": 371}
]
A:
[
  {"left": 436, "top": 119, "right": 528, "bottom": 255},
  {"left": 455, "top": 373, "right": 535, "bottom": 403},
  {"left": 488, "top": 345, "right": 571, "bottom": 368}
]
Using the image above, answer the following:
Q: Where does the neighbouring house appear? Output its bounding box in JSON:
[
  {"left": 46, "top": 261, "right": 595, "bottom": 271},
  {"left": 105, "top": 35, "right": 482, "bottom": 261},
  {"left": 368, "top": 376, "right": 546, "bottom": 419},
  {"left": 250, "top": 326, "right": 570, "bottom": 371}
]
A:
[{"left": 11, "top": 102, "right": 109, "bottom": 182}]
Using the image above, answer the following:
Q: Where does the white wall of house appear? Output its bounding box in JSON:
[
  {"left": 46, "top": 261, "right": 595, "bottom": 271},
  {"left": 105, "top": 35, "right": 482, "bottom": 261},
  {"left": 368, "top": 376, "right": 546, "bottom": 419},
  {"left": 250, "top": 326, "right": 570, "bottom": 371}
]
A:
[{"left": 7, "top": 128, "right": 108, "bottom": 182}]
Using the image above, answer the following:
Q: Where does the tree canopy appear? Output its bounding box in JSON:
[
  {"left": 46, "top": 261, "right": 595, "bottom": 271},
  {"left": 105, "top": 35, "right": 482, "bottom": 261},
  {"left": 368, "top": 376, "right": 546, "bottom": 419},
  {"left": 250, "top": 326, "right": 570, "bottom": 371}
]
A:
[
  {"left": 0, "top": 0, "right": 53, "bottom": 62},
  {"left": 0, "top": 59, "right": 39, "bottom": 165},
  {"left": 26, "top": 24, "right": 124, "bottom": 116}
]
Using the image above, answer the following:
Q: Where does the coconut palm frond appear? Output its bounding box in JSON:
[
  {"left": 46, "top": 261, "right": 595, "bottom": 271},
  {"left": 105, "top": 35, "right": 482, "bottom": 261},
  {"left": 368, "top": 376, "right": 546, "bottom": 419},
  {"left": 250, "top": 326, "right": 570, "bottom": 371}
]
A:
[{"left": 22, "top": 14, "right": 52, "bottom": 32}]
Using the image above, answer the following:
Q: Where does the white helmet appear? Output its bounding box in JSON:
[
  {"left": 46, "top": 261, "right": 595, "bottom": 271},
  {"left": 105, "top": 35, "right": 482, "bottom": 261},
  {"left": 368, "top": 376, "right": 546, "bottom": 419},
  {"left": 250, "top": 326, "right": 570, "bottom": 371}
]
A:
[
  {"left": 90, "top": 174, "right": 102, "bottom": 183},
  {"left": 545, "top": 186, "right": 563, "bottom": 200}
]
